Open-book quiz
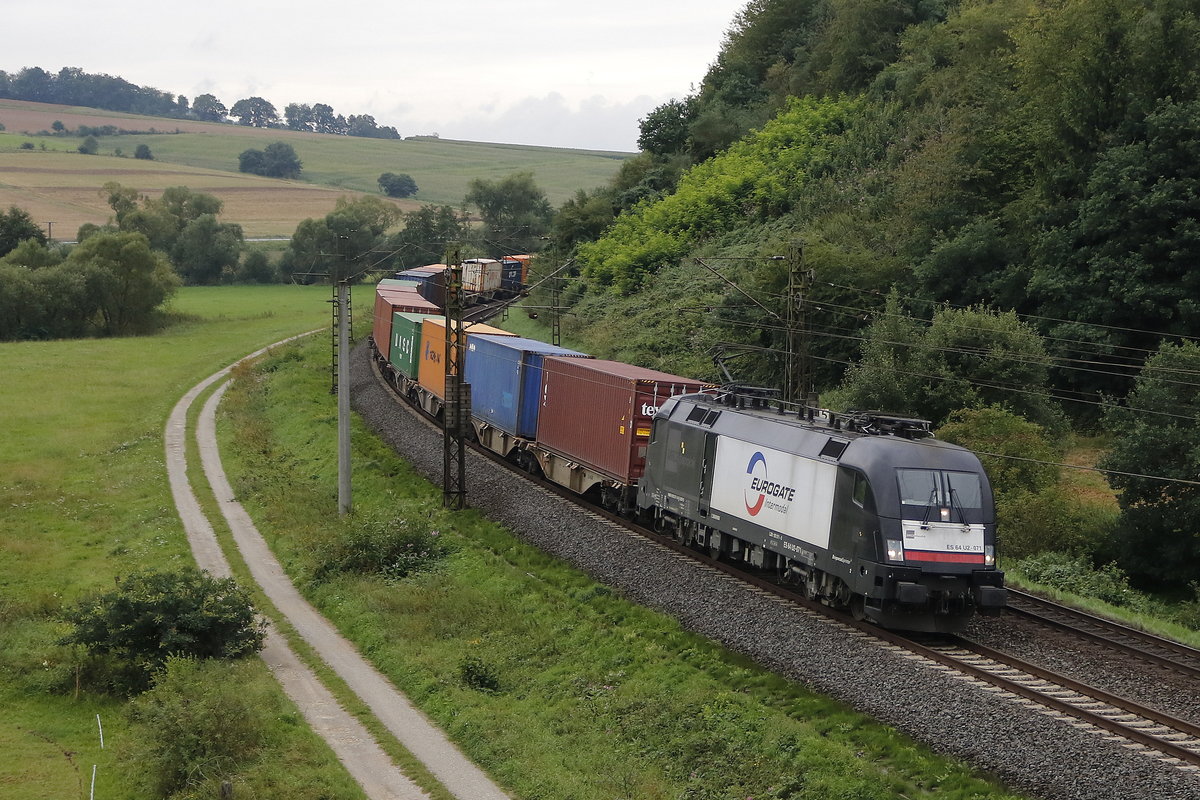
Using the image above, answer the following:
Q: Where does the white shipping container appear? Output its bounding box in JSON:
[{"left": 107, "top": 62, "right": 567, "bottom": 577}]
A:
[{"left": 462, "top": 258, "right": 503, "bottom": 294}]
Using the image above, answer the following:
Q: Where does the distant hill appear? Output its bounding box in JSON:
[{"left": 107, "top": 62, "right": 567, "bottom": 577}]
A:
[{"left": 0, "top": 99, "right": 631, "bottom": 239}]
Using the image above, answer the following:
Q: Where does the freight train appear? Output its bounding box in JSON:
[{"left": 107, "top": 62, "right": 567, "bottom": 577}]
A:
[
  {"left": 388, "top": 256, "right": 530, "bottom": 309},
  {"left": 369, "top": 281, "right": 1006, "bottom": 633}
]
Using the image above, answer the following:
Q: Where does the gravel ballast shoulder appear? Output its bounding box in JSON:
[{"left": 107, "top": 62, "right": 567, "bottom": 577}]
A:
[{"left": 350, "top": 341, "right": 1200, "bottom": 800}]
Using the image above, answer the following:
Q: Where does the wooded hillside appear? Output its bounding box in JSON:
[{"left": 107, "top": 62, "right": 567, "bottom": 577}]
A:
[{"left": 538, "top": 0, "right": 1200, "bottom": 589}]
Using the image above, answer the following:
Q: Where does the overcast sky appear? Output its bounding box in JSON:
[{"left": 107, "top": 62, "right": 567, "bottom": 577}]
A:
[{"left": 6, "top": 1, "right": 748, "bottom": 152}]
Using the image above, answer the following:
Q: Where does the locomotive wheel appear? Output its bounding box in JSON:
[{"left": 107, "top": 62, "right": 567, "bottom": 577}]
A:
[{"left": 850, "top": 594, "right": 867, "bottom": 621}]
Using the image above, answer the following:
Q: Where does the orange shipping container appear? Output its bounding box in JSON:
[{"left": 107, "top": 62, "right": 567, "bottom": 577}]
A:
[{"left": 417, "top": 317, "right": 516, "bottom": 399}]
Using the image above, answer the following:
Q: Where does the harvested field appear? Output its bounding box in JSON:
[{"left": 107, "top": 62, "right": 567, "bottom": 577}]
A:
[
  {"left": 0, "top": 98, "right": 630, "bottom": 238},
  {"left": 0, "top": 152, "right": 418, "bottom": 238}
]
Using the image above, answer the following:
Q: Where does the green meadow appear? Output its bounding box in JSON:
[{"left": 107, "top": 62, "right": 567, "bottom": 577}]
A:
[{"left": 0, "top": 285, "right": 372, "bottom": 799}]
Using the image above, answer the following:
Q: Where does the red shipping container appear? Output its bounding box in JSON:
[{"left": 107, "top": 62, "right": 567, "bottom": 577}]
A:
[
  {"left": 373, "top": 285, "right": 441, "bottom": 361},
  {"left": 537, "top": 358, "right": 709, "bottom": 483}
]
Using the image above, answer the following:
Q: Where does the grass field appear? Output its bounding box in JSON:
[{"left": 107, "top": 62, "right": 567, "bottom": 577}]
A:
[
  {"left": 0, "top": 99, "right": 630, "bottom": 239},
  {"left": 0, "top": 285, "right": 375, "bottom": 799}
]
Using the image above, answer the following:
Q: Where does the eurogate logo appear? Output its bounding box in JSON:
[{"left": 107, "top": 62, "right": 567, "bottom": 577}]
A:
[{"left": 744, "top": 451, "right": 796, "bottom": 517}]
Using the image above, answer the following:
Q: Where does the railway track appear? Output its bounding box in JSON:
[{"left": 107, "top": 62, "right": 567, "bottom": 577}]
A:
[
  {"left": 498, "top": 460, "right": 1200, "bottom": 773},
  {"left": 1005, "top": 588, "right": 1200, "bottom": 679}
]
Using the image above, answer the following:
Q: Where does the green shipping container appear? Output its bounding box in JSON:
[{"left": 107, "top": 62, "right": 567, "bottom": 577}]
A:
[{"left": 390, "top": 312, "right": 439, "bottom": 379}]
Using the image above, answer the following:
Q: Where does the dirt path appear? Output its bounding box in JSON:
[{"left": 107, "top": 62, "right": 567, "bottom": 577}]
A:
[{"left": 164, "top": 339, "right": 511, "bottom": 800}]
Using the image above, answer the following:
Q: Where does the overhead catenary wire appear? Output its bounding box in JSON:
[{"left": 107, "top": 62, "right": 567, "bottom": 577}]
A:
[
  {"left": 694, "top": 329, "right": 1200, "bottom": 424},
  {"left": 682, "top": 305, "right": 1200, "bottom": 398},
  {"left": 816, "top": 281, "right": 1200, "bottom": 370},
  {"left": 822, "top": 279, "right": 1200, "bottom": 349},
  {"left": 694, "top": 290, "right": 1200, "bottom": 383}
]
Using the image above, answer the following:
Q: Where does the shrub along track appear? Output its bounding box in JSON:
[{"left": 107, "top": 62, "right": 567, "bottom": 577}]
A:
[
  {"left": 351, "top": 338, "right": 1200, "bottom": 800},
  {"left": 165, "top": 336, "right": 511, "bottom": 800}
]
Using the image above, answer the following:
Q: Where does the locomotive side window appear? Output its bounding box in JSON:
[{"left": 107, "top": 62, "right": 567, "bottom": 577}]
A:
[{"left": 852, "top": 473, "right": 868, "bottom": 507}]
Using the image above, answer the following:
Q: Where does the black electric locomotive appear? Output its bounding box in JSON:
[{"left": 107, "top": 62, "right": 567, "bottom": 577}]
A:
[{"left": 637, "top": 390, "right": 1006, "bottom": 632}]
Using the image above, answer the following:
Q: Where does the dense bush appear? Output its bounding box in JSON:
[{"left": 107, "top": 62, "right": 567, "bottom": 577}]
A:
[
  {"left": 60, "top": 568, "right": 265, "bottom": 694},
  {"left": 123, "top": 658, "right": 267, "bottom": 797},
  {"left": 836, "top": 295, "right": 1062, "bottom": 429},
  {"left": 311, "top": 511, "right": 450, "bottom": 583},
  {"left": 997, "top": 486, "right": 1119, "bottom": 561},
  {"left": 578, "top": 96, "right": 858, "bottom": 293},
  {"left": 1013, "top": 552, "right": 1139, "bottom": 608},
  {"left": 937, "top": 407, "right": 1061, "bottom": 497}
]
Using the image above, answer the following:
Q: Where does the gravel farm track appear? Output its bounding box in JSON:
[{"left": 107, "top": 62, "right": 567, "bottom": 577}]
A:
[
  {"left": 348, "top": 337, "right": 1200, "bottom": 800},
  {"left": 165, "top": 335, "right": 511, "bottom": 800}
]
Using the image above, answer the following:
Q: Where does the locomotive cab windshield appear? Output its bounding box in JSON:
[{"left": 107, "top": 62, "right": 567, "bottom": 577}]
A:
[{"left": 896, "top": 469, "right": 985, "bottom": 525}]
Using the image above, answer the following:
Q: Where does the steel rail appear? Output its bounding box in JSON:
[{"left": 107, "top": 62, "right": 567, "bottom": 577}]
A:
[{"left": 1005, "top": 588, "right": 1200, "bottom": 679}]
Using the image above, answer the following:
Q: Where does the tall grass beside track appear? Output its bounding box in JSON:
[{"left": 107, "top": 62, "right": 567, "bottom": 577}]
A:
[
  {"left": 216, "top": 331, "right": 1027, "bottom": 800},
  {"left": 0, "top": 285, "right": 372, "bottom": 800}
]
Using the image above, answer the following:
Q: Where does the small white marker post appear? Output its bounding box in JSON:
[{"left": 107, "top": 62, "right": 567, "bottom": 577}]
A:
[
  {"left": 90, "top": 765, "right": 97, "bottom": 800},
  {"left": 96, "top": 714, "right": 104, "bottom": 749}
]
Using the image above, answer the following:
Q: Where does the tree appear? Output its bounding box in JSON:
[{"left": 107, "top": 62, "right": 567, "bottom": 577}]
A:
[
  {"left": 1028, "top": 99, "right": 1200, "bottom": 400},
  {"left": 191, "top": 93, "right": 227, "bottom": 122},
  {"left": 0, "top": 205, "right": 47, "bottom": 257},
  {"left": 309, "top": 103, "right": 348, "bottom": 135},
  {"left": 65, "top": 231, "right": 180, "bottom": 334},
  {"left": 229, "top": 96, "right": 279, "bottom": 128},
  {"left": 553, "top": 187, "right": 616, "bottom": 252},
  {"left": 284, "top": 102, "right": 314, "bottom": 131},
  {"left": 238, "top": 142, "right": 302, "bottom": 179},
  {"left": 385, "top": 204, "right": 467, "bottom": 269},
  {"left": 236, "top": 249, "right": 276, "bottom": 283},
  {"left": 835, "top": 292, "right": 1062, "bottom": 429},
  {"left": 77, "top": 135, "right": 99, "bottom": 155},
  {"left": 378, "top": 172, "right": 418, "bottom": 197},
  {"left": 60, "top": 568, "right": 265, "bottom": 694},
  {"left": 134, "top": 143, "right": 153, "bottom": 160},
  {"left": 281, "top": 196, "right": 401, "bottom": 281},
  {"left": 463, "top": 171, "right": 553, "bottom": 253},
  {"left": 172, "top": 214, "right": 245, "bottom": 284},
  {"left": 1101, "top": 341, "right": 1200, "bottom": 585},
  {"left": 637, "top": 97, "right": 697, "bottom": 156}
]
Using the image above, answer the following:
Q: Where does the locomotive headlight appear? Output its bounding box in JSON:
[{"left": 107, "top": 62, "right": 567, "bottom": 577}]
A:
[
  {"left": 984, "top": 545, "right": 995, "bottom": 567},
  {"left": 940, "top": 507, "right": 951, "bottom": 522},
  {"left": 886, "top": 539, "right": 905, "bottom": 562}
]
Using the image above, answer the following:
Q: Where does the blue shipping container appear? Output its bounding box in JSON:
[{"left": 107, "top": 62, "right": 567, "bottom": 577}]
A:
[
  {"left": 500, "top": 260, "right": 523, "bottom": 293},
  {"left": 465, "top": 334, "right": 590, "bottom": 437}
]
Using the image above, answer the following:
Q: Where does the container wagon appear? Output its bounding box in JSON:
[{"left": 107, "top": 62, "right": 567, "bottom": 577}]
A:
[{"left": 534, "top": 358, "right": 711, "bottom": 514}]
